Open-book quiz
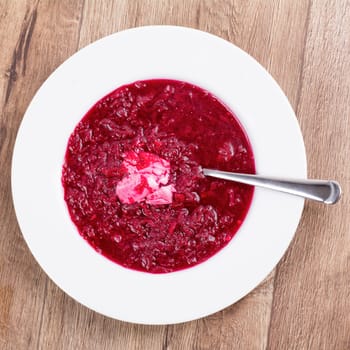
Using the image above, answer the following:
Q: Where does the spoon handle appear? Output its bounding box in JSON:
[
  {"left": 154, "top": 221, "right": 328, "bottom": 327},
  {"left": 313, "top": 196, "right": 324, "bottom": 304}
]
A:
[{"left": 203, "top": 168, "right": 341, "bottom": 204}]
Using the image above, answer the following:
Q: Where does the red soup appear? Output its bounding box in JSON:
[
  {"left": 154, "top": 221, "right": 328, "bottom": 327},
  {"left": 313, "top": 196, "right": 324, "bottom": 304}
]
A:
[{"left": 62, "top": 79, "right": 255, "bottom": 273}]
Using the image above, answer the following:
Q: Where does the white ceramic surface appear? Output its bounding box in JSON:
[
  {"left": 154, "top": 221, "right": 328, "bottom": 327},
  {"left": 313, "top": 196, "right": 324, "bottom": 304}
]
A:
[{"left": 11, "top": 26, "right": 307, "bottom": 325}]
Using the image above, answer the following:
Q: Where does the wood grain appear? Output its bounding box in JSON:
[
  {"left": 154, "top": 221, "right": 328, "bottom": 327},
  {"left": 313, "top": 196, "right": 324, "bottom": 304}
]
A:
[
  {"left": 267, "top": 1, "right": 350, "bottom": 349},
  {"left": 0, "top": 1, "right": 349, "bottom": 349}
]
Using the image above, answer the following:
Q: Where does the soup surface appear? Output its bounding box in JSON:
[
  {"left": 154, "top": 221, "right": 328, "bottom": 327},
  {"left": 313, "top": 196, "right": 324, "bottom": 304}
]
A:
[{"left": 62, "top": 79, "right": 255, "bottom": 273}]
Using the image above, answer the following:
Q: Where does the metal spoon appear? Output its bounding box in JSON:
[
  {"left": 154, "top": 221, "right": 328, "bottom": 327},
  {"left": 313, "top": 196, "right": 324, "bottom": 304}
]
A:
[{"left": 203, "top": 168, "right": 341, "bottom": 204}]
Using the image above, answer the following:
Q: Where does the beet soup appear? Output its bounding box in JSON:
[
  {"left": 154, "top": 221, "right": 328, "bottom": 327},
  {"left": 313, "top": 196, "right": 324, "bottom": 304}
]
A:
[{"left": 62, "top": 79, "right": 255, "bottom": 273}]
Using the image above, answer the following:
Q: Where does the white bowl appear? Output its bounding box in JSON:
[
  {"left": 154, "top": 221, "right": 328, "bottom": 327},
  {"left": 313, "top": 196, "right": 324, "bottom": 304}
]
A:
[{"left": 12, "top": 25, "right": 306, "bottom": 324}]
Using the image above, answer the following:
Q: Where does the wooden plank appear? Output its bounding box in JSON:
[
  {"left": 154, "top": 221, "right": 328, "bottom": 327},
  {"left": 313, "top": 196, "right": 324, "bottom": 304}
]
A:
[
  {"left": 0, "top": 1, "right": 44, "bottom": 348},
  {"left": 267, "top": 0, "right": 350, "bottom": 349},
  {"left": 78, "top": 0, "right": 205, "bottom": 48},
  {"left": 165, "top": 272, "right": 275, "bottom": 350},
  {"left": 0, "top": 1, "right": 84, "bottom": 349},
  {"left": 38, "top": 282, "right": 167, "bottom": 350}
]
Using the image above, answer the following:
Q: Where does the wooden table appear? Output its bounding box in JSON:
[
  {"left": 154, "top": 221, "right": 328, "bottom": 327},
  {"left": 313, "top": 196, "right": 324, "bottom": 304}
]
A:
[{"left": 1, "top": 1, "right": 349, "bottom": 349}]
